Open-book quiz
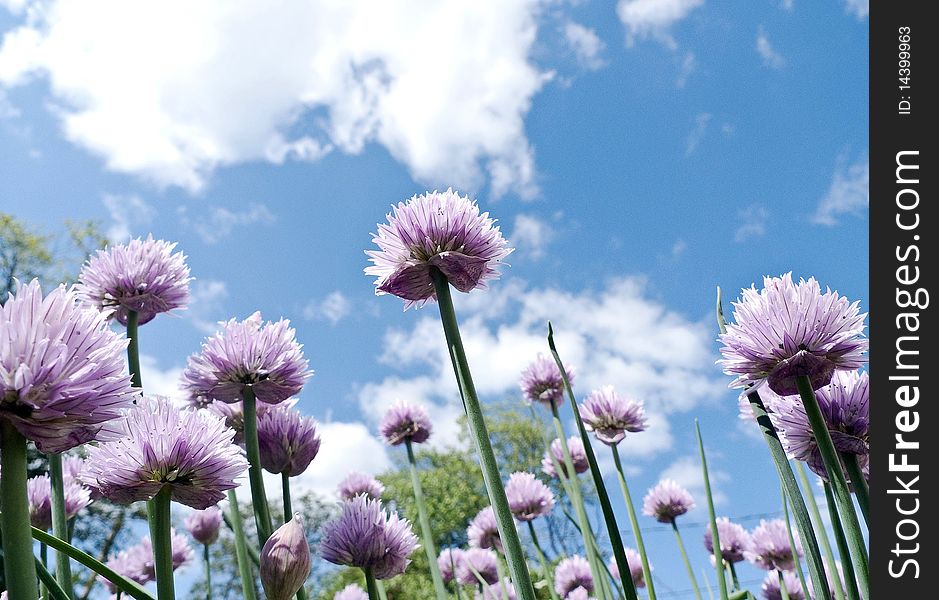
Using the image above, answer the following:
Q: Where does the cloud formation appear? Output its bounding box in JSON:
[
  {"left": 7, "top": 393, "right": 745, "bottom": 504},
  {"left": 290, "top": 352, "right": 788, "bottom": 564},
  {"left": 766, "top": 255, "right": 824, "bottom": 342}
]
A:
[
  {"left": 756, "top": 27, "right": 785, "bottom": 69},
  {"left": 735, "top": 204, "right": 769, "bottom": 242},
  {"left": 617, "top": 0, "right": 704, "bottom": 49},
  {"left": 812, "top": 154, "right": 868, "bottom": 226},
  {"left": 0, "top": 0, "right": 550, "bottom": 198},
  {"left": 564, "top": 22, "right": 606, "bottom": 71}
]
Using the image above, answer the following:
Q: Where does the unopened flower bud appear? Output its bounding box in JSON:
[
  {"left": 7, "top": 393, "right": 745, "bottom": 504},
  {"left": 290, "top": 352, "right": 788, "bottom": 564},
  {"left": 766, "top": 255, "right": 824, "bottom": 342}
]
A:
[
  {"left": 185, "top": 506, "right": 223, "bottom": 545},
  {"left": 261, "top": 514, "right": 311, "bottom": 600}
]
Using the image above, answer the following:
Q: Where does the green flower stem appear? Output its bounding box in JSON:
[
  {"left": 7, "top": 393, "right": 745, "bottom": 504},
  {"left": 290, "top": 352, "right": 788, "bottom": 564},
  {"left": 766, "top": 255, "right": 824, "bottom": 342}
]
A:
[
  {"left": 1, "top": 419, "right": 40, "bottom": 600},
  {"left": 432, "top": 269, "right": 536, "bottom": 600},
  {"left": 794, "top": 463, "right": 846, "bottom": 600},
  {"left": 149, "top": 486, "right": 176, "bottom": 600},
  {"left": 376, "top": 580, "right": 389, "bottom": 600},
  {"left": 203, "top": 544, "right": 212, "bottom": 600},
  {"left": 226, "top": 489, "right": 258, "bottom": 600},
  {"left": 495, "top": 555, "right": 511, "bottom": 600},
  {"left": 794, "top": 376, "right": 868, "bottom": 599},
  {"left": 29, "top": 526, "right": 155, "bottom": 600},
  {"left": 526, "top": 522, "right": 560, "bottom": 600},
  {"left": 778, "top": 571, "right": 791, "bottom": 600},
  {"left": 824, "top": 483, "right": 861, "bottom": 600},
  {"left": 364, "top": 568, "right": 379, "bottom": 600},
  {"left": 728, "top": 563, "right": 740, "bottom": 591},
  {"left": 34, "top": 554, "right": 71, "bottom": 600},
  {"left": 703, "top": 568, "right": 715, "bottom": 600},
  {"left": 405, "top": 439, "right": 449, "bottom": 600},
  {"left": 548, "top": 324, "right": 638, "bottom": 600},
  {"left": 744, "top": 390, "right": 832, "bottom": 600},
  {"left": 781, "top": 485, "right": 810, "bottom": 600},
  {"left": 670, "top": 520, "right": 704, "bottom": 600},
  {"left": 49, "top": 453, "right": 74, "bottom": 598},
  {"left": 41, "top": 541, "right": 50, "bottom": 600},
  {"left": 611, "top": 445, "right": 657, "bottom": 600},
  {"left": 282, "top": 473, "right": 293, "bottom": 523},
  {"left": 841, "top": 453, "right": 869, "bottom": 528},
  {"left": 242, "top": 386, "right": 274, "bottom": 545},
  {"left": 126, "top": 310, "right": 143, "bottom": 389},
  {"left": 696, "top": 421, "right": 727, "bottom": 600}
]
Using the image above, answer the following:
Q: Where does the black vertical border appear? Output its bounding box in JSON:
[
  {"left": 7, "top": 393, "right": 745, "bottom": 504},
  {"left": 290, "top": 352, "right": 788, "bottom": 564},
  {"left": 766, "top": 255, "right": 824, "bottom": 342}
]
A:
[{"left": 870, "top": 2, "right": 935, "bottom": 596}]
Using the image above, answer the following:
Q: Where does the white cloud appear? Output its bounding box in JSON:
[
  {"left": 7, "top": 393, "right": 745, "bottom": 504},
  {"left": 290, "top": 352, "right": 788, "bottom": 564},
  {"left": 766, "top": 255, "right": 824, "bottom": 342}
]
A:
[
  {"left": 685, "top": 112, "right": 711, "bottom": 155},
  {"left": 844, "top": 0, "right": 868, "bottom": 19},
  {"left": 303, "top": 290, "right": 351, "bottom": 325},
  {"left": 511, "top": 214, "right": 555, "bottom": 260},
  {"left": 358, "top": 276, "right": 725, "bottom": 459},
  {"left": 177, "top": 203, "right": 275, "bottom": 244},
  {"left": 139, "top": 354, "right": 185, "bottom": 404},
  {"left": 780, "top": 0, "right": 794, "bottom": 11},
  {"left": 616, "top": 0, "right": 704, "bottom": 49},
  {"left": 564, "top": 22, "right": 606, "bottom": 71},
  {"left": 659, "top": 453, "right": 731, "bottom": 508},
  {"left": 734, "top": 204, "right": 768, "bottom": 242},
  {"left": 812, "top": 154, "right": 869, "bottom": 226},
  {"left": 186, "top": 279, "right": 229, "bottom": 333},
  {"left": 675, "top": 52, "right": 696, "bottom": 88},
  {"left": 0, "top": 89, "right": 18, "bottom": 119},
  {"left": 102, "top": 193, "right": 155, "bottom": 242},
  {"left": 671, "top": 239, "right": 687, "bottom": 258},
  {"left": 0, "top": 0, "right": 549, "bottom": 198},
  {"left": 756, "top": 27, "right": 785, "bottom": 69}
]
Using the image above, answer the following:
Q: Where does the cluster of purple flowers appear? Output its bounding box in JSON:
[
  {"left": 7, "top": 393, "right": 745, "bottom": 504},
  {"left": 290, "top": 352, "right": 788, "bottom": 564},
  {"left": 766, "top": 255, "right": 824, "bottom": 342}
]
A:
[
  {"left": 27, "top": 456, "right": 92, "bottom": 531},
  {"left": 102, "top": 530, "right": 193, "bottom": 592}
]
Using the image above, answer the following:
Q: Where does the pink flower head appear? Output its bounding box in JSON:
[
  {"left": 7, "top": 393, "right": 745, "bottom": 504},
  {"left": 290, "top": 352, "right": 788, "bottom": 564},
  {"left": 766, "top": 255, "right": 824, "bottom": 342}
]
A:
[
  {"left": 579, "top": 386, "right": 647, "bottom": 446},
  {"left": 520, "top": 354, "right": 573, "bottom": 408}
]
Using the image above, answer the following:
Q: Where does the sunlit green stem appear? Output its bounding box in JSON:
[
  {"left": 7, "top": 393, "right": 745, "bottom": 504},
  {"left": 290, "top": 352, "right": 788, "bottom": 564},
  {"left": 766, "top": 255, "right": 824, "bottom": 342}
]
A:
[
  {"left": 696, "top": 422, "right": 727, "bottom": 600},
  {"left": 148, "top": 486, "right": 175, "bottom": 600},
  {"left": 34, "top": 555, "right": 70, "bottom": 600},
  {"left": 670, "top": 519, "right": 704, "bottom": 600},
  {"left": 404, "top": 439, "right": 449, "bottom": 600},
  {"left": 825, "top": 483, "right": 860, "bottom": 600},
  {"left": 728, "top": 563, "right": 740, "bottom": 591},
  {"left": 794, "top": 376, "right": 868, "bottom": 599},
  {"left": 611, "top": 445, "right": 657, "bottom": 600},
  {"left": 432, "top": 269, "right": 536, "bottom": 600},
  {"left": 48, "top": 453, "right": 74, "bottom": 598},
  {"left": 795, "top": 463, "right": 846, "bottom": 600},
  {"left": 1, "top": 419, "right": 40, "bottom": 600},
  {"left": 376, "top": 580, "right": 389, "bottom": 600},
  {"left": 526, "top": 521, "right": 560, "bottom": 600},
  {"left": 203, "top": 545, "right": 212, "bottom": 600},
  {"left": 778, "top": 571, "right": 791, "bottom": 600},
  {"left": 364, "top": 568, "right": 379, "bottom": 600},
  {"left": 841, "top": 453, "right": 869, "bottom": 528},
  {"left": 781, "top": 484, "right": 810, "bottom": 600},
  {"left": 242, "top": 386, "right": 274, "bottom": 545},
  {"left": 226, "top": 489, "right": 258, "bottom": 600}
]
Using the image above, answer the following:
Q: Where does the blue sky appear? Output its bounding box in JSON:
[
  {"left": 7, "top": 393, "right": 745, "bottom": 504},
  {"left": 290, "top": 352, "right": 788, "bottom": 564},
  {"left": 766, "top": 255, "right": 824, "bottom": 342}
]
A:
[{"left": 1, "top": 0, "right": 868, "bottom": 596}]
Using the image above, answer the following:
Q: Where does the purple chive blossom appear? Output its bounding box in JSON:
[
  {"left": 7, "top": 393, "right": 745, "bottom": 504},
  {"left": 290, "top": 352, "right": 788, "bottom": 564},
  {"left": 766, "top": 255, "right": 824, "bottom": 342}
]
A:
[
  {"left": 704, "top": 517, "right": 752, "bottom": 563},
  {"left": 505, "top": 472, "right": 554, "bottom": 521},
  {"left": 477, "top": 578, "right": 518, "bottom": 600},
  {"left": 0, "top": 280, "right": 137, "bottom": 453},
  {"left": 257, "top": 404, "right": 321, "bottom": 476},
  {"left": 365, "top": 188, "right": 513, "bottom": 308},
  {"left": 541, "top": 437, "right": 589, "bottom": 479},
  {"left": 380, "top": 400, "right": 432, "bottom": 446},
  {"left": 76, "top": 235, "right": 191, "bottom": 326},
  {"left": 181, "top": 311, "right": 312, "bottom": 405},
  {"left": 457, "top": 548, "right": 500, "bottom": 586},
  {"left": 554, "top": 555, "right": 594, "bottom": 598},
  {"left": 467, "top": 506, "right": 502, "bottom": 552},
  {"left": 185, "top": 506, "right": 223, "bottom": 545},
  {"left": 760, "top": 570, "right": 806, "bottom": 600},
  {"left": 102, "top": 545, "right": 152, "bottom": 592},
  {"left": 437, "top": 548, "right": 465, "bottom": 583},
  {"left": 643, "top": 479, "right": 695, "bottom": 523},
  {"left": 520, "top": 354, "right": 574, "bottom": 408},
  {"left": 579, "top": 386, "right": 647, "bottom": 445},
  {"left": 319, "top": 494, "right": 419, "bottom": 580},
  {"left": 204, "top": 398, "right": 284, "bottom": 445},
  {"left": 746, "top": 519, "right": 804, "bottom": 572},
  {"left": 337, "top": 472, "right": 385, "bottom": 502},
  {"left": 772, "top": 370, "right": 869, "bottom": 482},
  {"left": 27, "top": 473, "right": 92, "bottom": 531},
  {"left": 719, "top": 273, "right": 868, "bottom": 396},
  {"left": 334, "top": 584, "right": 369, "bottom": 600},
  {"left": 609, "top": 548, "right": 647, "bottom": 589},
  {"left": 138, "top": 530, "right": 195, "bottom": 579},
  {"left": 82, "top": 396, "right": 249, "bottom": 510}
]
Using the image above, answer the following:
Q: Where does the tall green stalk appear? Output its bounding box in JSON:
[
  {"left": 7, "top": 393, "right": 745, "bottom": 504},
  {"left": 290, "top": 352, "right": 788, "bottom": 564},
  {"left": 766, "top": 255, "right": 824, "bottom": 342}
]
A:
[
  {"left": 242, "top": 386, "right": 274, "bottom": 545},
  {"left": 841, "top": 453, "right": 869, "bottom": 528},
  {"left": 670, "top": 519, "right": 704, "bottom": 600},
  {"left": 794, "top": 463, "right": 845, "bottom": 600},
  {"left": 126, "top": 310, "right": 143, "bottom": 389},
  {"left": 148, "top": 486, "right": 176, "bottom": 600},
  {"left": 1, "top": 419, "right": 39, "bottom": 600},
  {"left": 611, "top": 445, "right": 657, "bottom": 600},
  {"left": 49, "top": 453, "right": 74, "bottom": 598},
  {"left": 794, "top": 376, "right": 868, "bottom": 599},
  {"left": 526, "top": 522, "right": 560, "bottom": 600},
  {"left": 364, "top": 568, "right": 379, "bottom": 600},
  {"left": 432, "top": 269, "right": 536, "bottom": 600},
  {"left": 282, "top": 474, "right": 293, "bottom": 523},
  {"left": 405, "top": 439, "right": 449, "bottom": 600},
  {"left": 825, "top": 483, "right": 860, "bottom": 600},
  {"left": 226, "top": 489, "right": 258, "bottom": 600},
  {"left": 696, "top": 421, "right": 727, "bottom": 600},
  {"left": 547, "top": 324, "right": 639, "bottom": 600},
  {"left": 781, "top": 485, "right": 810, "bottom": 600},
  {"left": 777, "top": 571, "right": 791, "bottom": 600},
  {"left": 202, "top": 545, "right": 212, "bottom": 600}
]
